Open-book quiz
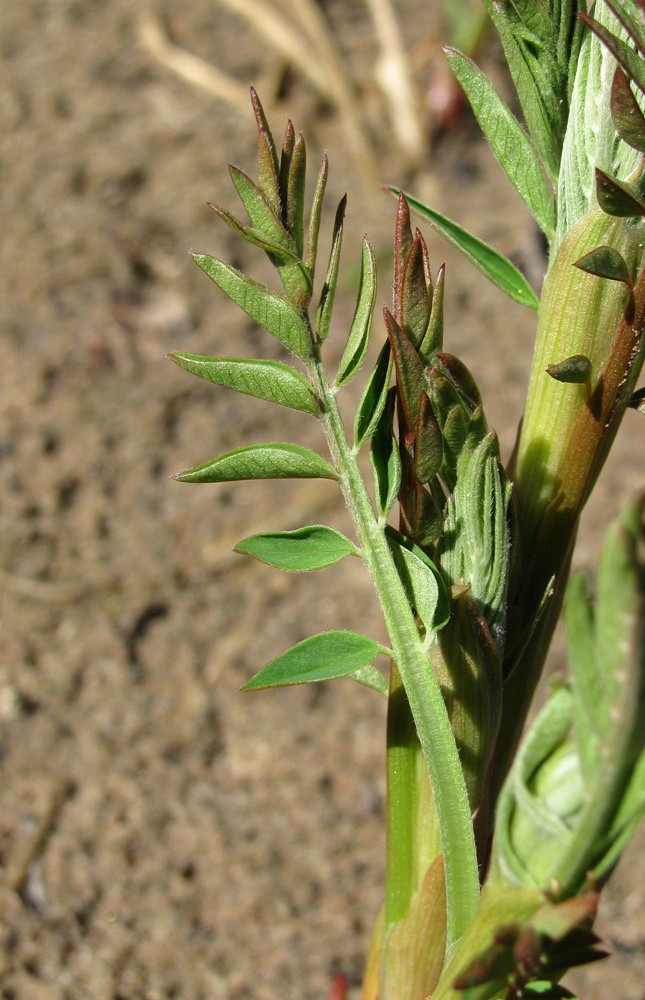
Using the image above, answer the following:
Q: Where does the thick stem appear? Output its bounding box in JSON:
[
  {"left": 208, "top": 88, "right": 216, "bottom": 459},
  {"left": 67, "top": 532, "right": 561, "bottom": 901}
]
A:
[{"left": 307, "top": 348, "right": 479, "bottom": 950}]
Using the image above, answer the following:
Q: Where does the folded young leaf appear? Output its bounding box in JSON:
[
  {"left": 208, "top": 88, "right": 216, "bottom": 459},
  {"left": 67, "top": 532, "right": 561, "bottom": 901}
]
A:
[
  {"left": 229, "top": 164, "right": 311, "bottom": 306},
  {"left": 582, "top": 12, "right": 645, "bottom": 94},
  {"left": 419, "top": 263, "right": 445, "bottom": 362},
  {"left": 370, "top": 388, "right": 401, "bottom": 518},
  {"left": 286, "top": 132, "right": 307, "bottom": 259},
  {"left": 611, "top": 67, "right": 645, "bottom": 153},
  {"left": 391, "top": 189, "right": 539, "bottom": 310},
  {"left": 336, "top": 236, "right": 377, "bottom": 385},
  {"left": 400, "top": 235, "right": 431, "bottom": 347},
  {"left": 316, "top": 196, "right": 347, "bottom": 341},
  {"left": 168, "top": 354, "right": 320, "bottom": 415},
  {"left": 385, "top": 309, "right": 426, "bottom": 433},
  {"left": 193, "top": 255, "right": 312, "bottom": 359},
  {"left": 386, "top": 526, "right": 450, "bottom": 640},
  {"left": 174, "top": 443, "right": 337, "bottom": 483},
  {"left": 444, "top": 47, "right": 555, "bottom": 239},
  {"left": 354, "top": 342, "right": 393, "bottom": 446},
  {"left": 304, "top": 154, "right": 328, "bottom": 277},
  {"left": 595, "top": 167, "right": 645, "bottom": 216},
  {"left": 250, "top": 86, "right": 281, "bottom": 217},
  {"left": 234, "top": 524, "right": 356, "bottom": 571},
  {"left": 242, "top": 630, "right": 388, "bottom": 690}
]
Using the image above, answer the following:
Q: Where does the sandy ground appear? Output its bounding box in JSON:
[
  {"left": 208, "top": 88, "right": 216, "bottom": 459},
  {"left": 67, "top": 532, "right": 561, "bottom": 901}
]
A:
[{"left": 1, "top": 2, "right": 643, "bottom": 998}]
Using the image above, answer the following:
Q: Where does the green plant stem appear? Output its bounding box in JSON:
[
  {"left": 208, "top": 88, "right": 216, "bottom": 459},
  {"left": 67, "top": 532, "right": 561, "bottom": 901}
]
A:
[{"left": 306, "top": 344, "right": 479, "bottom": 950}]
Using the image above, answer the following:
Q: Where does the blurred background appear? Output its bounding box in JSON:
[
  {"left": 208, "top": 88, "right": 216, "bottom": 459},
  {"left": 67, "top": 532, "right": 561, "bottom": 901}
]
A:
[{"left": 1, "top": 1, "right": 643, "bottom": 998}]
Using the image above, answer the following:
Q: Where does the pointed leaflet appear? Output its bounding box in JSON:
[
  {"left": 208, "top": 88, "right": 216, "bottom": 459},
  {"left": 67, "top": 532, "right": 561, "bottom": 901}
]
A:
[
  {"left": 414, "top": 391, "right": 443, "bottom": 485},
  {"left": 574, "top": 244, "right": 634, "bottom": 287},
  {"left": 546, "top": 355, "right": 592, "bottom": 385},
  {"left": 386, "top": 526, "right": 450, "bottom": 639},
  {"left": 602, "top": 0, "right": 645, "bottom": 57},
  {"left": 316, "top": 196, "right": 347, "bottom": 341},
  {"left": 304, "top": 154, "right": 328, "bottom": 277},
  {"left": 286, "top": 132, "right": 306, "bottom": 258},
  {"left": 582, "top": 12, "right": 645, "bottom": 94},
  {"left": 229, "top": 164, "right": 311, "bottom": 306},
  {"left": 444, "top": 47, "right": 555, "bottom": 238},
  {"left": 392, "top": 189, "right": 539, "bottom": 310},
  {"left": 385, "top": 309, "right": 425, "bottom": 433},
  {"left": 419, "top": 263, "right": 445, "bottom": 362},
  {"left": 242, "top": 630, "right": 388, "bottom": 690},
  {"left": 235, "top": 525, "right": 356, "bottom": 571},
  {"left": 393, "top": 192, "right": 414, "bottom": 324},
  {"left": 596, "top": 167, "right": 645, "bottom": 216},
  {"left": 174, "top": 442, "right": 337, "bottom": 483},
  {"left": 370, "top": 388, "right": 401, "bottom": 517},
  {"left": 336, "top": 237, "right": 377, "bottom": 385},
  {"left": 611, "top": 67, "right": 645, "bottom": 153},
  {"left": 400, "top": 235, "right": 431, "bottom": 347},
  {"left": 354, "top": 342, "right": 393, "bottom": 446},
  {"left": 167, "top": 354, "right": 320, "bottom": 415},
  {"left": 250, "top": 86, "right": 281, "bottom": 217},
  {"left": 193, "top": 255, "right": 312, "bottom": 359},
  {"left": 208, "top": 203, "right": 303, "bottom": 263},
  {"left": 279, "top": 119, "right": 296, "bottom": 216}
]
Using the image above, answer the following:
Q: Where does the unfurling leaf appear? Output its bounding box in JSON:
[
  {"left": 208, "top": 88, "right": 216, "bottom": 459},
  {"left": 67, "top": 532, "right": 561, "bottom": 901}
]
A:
[
  {"left": 392, "top": 189, "right": 539, "bottom": 310},
  {"left": 354, "top": 342, "right": 393, "bottom": 446},
  {"left": 370, "top": 388, "right": 401, "bottom": 517},
  {"left": 317, "top": 196, "right": 347, "bottom": 341},
  {"left": 444, "top": 46, "right": 555, "bottom": 238},
  {"left": 581, "top": 12, "right": 645, "bottom": 95},
  {"left": 228, "top": 164, "right": 311, "bottom": 305},
  {"left": 174, "top": 442, "right": 337, "bottom": 483},
  {"left": 336, "top": 237, "right": 377, "bottom": 385},
  {"left": 242, "top": 630, "right": 388, "bottom": 690},
  {"left": 385, "top": 309, "right": 425, "bottom": 433},
  {"left": 611, "top": 66, "right": 645, "bottom": 153},
  {"left": 595, "top": 168, "right": 645, "bottom": 216},
  {"left": 286, "top": 132, "right": 307, "bottom": 258},
  {"left": 234, "top": 525, "right": 356, "bottom": 571},
  {"left": 250, "top": 86, "right": 281, "bottom": 217},
  {"left": 193, "top": 255, "right": 312, "bottom": 359},
  {"left": 304, "top": 154, "right": 328, "bottom": 276},
  {"left": 546, "top": 355, "right": 592, "bottom": 386},
  {"left": 168, "top": 354, "right": 320, "bottom": 415},
  {"left": 419, "top": 263, "right": 445, "bottom": 362},
  {"left": 386, "top": 526, "right": 451, "bottom": 639}
]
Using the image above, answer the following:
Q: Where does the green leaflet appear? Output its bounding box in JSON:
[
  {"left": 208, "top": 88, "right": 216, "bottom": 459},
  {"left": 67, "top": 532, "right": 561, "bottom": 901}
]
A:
[
  {"left": 242, "top": 630, "right": 388, "bottom": 690},
  {"left": 228, "top": 164, "right": 311, "bottom": 306},
  {"left": 174, "top": 442, "right": 337, "bottom": 483},
  {"left": 444, "top": 47, "right": 555, "bottom": 238},
  {"left": 304, "top": 154, "right": 328, "bottom": 277},
  {"left": 250, "top": 86, "right": 281, "bottom": 217},
  {"left": 193, "top": 255, "right": 312, "bottom": 359},
  {"left": 167, "top": 354, "right": 320, "bottom": 415},
  {"left": 234, "top": 524, "right": 356, "bottom": 571},
  {"left": 386, "top": 526, "right": 450, "bottom": 642},
  {"left": 286, "top": 132, "right": 306, "bottom": 258},
  {"left": 392, "top": 190, "right": 539, "bottom": 310},
  {"left": 370, "top": 388, "right": 401, "bottom": 518},
  {"left": 354, "top": 342, "right": 393, "bottom": 446},
  {"left": 316, "top": 196, "right": 347, "bottom": 341},
  {"left": 336, "top": 237, "right": 377, "bottom": 385}
]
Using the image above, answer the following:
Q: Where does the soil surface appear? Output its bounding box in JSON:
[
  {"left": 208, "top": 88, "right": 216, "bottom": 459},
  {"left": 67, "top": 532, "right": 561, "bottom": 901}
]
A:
[{"left": 1, "top": 2, "right": 643, "bottom": 999}]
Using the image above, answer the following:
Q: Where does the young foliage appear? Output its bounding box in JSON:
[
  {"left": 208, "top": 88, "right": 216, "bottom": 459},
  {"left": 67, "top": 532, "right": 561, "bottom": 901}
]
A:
[
  {"left": 174, "top": 443, "right": 337, "bottom": 484},
  {"left": 242, "top": 630, "right": 389, "bottom": 691},
  {"left": 234, "top": 525, "right": 357, "bottom": 571},
  {"left": 390, "top": 189, "right": 539, "bottom": 310}
]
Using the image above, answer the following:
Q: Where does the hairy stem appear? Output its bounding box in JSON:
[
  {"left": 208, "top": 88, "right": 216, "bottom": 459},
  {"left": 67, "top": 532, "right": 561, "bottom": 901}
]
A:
[{"left": 307, "top": 344, "right": 479, "bottom": 949}]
